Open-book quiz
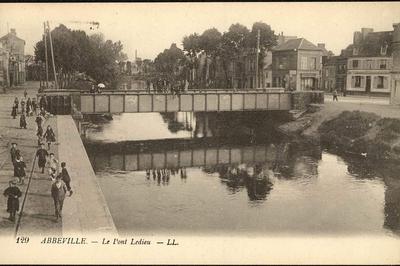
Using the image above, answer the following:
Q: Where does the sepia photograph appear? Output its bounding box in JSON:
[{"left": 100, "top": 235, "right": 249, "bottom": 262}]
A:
[{"left": 0, "top": 2, "right": 400, "bottom": 264}]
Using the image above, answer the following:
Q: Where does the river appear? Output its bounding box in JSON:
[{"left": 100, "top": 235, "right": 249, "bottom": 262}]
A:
[{"left": 82, "top": 112, "right": 400, "bottom": 237}]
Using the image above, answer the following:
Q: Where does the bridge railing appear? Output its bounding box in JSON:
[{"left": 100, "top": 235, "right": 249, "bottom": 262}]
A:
[{"left": 37, "top": 89, "right": 324, "bottom": 115}]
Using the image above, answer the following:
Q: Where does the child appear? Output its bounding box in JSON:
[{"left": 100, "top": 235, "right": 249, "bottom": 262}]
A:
[
  {"left": 47, "top": 153, "right": 59, "bottom": 180},
  {"left": 14, "top": 153, "right": 26, "bottom": 185},
  {"left": 43, "top": 125, "right": 56, "bottom": 150},
  {"left": 60, "top": 162, "right": 73, "bottom": 196}
]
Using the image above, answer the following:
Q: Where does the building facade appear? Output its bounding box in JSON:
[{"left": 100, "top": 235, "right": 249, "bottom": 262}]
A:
[
  {"left": 0, "top": 28, "right": 26, "bottom": 86},
  {"left": 343, "top": 28, "right": 393, "bottom": 96},
  {"left": 321, "top": 56, "right": 347, "bottom": 93},
  {"left": 390, "top": 23, "right": 400, "bottom": 104},
  {"left": 272, "top": 38, "right": 323, "bottom": 91},
  {"left": 0, "top": 43, "right": 9, "bottom": 87}
]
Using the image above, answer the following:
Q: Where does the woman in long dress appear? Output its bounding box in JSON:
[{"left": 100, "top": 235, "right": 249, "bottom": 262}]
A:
[{"left": 43, "top": 125, "right": 56, "bottom": 150}]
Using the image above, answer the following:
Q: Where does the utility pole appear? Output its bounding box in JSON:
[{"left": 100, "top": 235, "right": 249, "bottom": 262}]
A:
[
  {"left": 43, "top": 22, "right": 49, "bottom": 89},
  {"left": 46, "top": 21, "right": 58, "bottom": 90},
  {"left": 255, "top": 29, "right": 260, "bottom": 89}
]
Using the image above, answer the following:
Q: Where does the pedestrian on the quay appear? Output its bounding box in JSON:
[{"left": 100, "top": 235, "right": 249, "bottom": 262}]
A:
[
  {"left": 39, "top": 95, "right": 47, "bottom": 112},
  {"left": 60, "top": 162, "right": 73, "bottom": 196},
  {"left": 20, "top": 98, "right": 25, "bottom": 114},
  {"left": 32, "top": 97, "right": 38, "bottom": 115},
  {"left": 26, "top": 97, "right": 32, "bottom": 116},
  {"left": 36, "top": 143, "right": 48, "bottom": 174},
  {"left": 333, "top": 89, "right": 339, "bottom": 101},
  {"left": 43, "top": 125, "right": 56, "bottom": 150},
  {"left": 11, "top": 103, "right": 17, "bottom": 119},
  {"left": 14, "top": 97, "right": 19, "bottom": 111},
  {"left": 19, "top": 113, "right": 27, "bottom": 129},
  {"left": 10, "top": 143, "right": 17, "bottom": 165},
  {"left": 14, "top": 153, "right": 26, "bottom": 185},
  {"left": 24, "top": 89, "right": 27, "bottom": 99},
  {"left": 51, "top": 175, "right": 67, "bottom": 221},
  {"left": 47, "top": 153, "right": 59, "bottom": 178},
  {"left": 35, "top": 114, "right": 43, "bottom": 130},
  {"left": 3, "top": 179, "right": 22, "bottom": 222}
]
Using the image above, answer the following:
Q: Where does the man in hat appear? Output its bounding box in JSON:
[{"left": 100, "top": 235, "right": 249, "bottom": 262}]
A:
[
  {"left": 3, "top": 179, "right": 22, "bottom": 222},
  {"left": 36, "top": 143, "right": 48, "bottom": 174},
  {"left": 51, "top": 175, "right": 67, "bottom": 221}
]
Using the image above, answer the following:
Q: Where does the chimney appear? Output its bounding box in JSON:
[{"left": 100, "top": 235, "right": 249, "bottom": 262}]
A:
[
  {"left": 361, "top": 27, "right": 373, "bottom": 39},
  {"left": 317, "top": 43, "right": 326, "bottom": 50},
  {"left": 353, "top": 31, "right": 362, "bottom": 45},
  {"left": 10, "top": 28, "right": 16, "bottom": 35}
]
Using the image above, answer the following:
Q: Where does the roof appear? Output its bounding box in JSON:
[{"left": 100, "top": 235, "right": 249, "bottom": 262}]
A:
[
  {"left": 0, "top": 33, "right": 25, "bottom": 43},
  {"left": 272, "top": 38, "right": 322, "bottom": 52},
  {"left": 341, "top": 31, "right": 393, "bottom": 57}
]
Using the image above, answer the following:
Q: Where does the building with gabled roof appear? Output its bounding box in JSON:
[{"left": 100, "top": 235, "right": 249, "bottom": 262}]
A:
[
  {"left": 0, "top": 28, "right": 26, "bottom": 86},
  {"left": 342, "top": 27, "right": 394, "bottom": 96},
  {"left": 272, "top": 38, "right": 323, "bottom": 91}
]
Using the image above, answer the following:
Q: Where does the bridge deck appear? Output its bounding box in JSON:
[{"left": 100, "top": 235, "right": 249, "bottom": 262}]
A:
[{"left": 38, "top": 89, "right": 324, "bottom": 114}]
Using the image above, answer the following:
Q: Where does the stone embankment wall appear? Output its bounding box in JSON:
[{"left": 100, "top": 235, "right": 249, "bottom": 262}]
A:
[{"left": 291, "top": 91, "right": 324, "bottom": 110}]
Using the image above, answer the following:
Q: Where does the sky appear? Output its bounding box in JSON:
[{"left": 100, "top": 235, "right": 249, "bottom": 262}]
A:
[{"left": 0, "top": 2, "right": 400, "bottom": 60}]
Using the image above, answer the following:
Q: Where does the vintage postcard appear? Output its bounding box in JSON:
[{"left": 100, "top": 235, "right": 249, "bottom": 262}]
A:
[{"left": 0, "top": 2, "right": 400, "bottom": 264}]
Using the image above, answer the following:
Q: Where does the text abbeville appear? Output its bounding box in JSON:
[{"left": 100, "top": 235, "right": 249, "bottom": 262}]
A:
[{"left": 40, "top": 237, "right": 87, "bottom": 244}]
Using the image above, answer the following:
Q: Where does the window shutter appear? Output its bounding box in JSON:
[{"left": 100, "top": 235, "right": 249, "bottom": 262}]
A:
[
  {"left": 361, "top": 76, "right": 366, "bottom": 88},
  {"left": 351, "top": 76, "right": 356, "bottom": 87},
  {"left": 384, "top": 77, "right": 388, "bottom": 89},
  {"left": 373, "top": 76, "right": 378, "bottom": 89}
]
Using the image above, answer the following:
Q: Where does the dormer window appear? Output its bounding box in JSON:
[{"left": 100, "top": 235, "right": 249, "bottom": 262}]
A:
[
  {"left": 353, "top": 47, "right": 359, "bottom": 56},
  {"left": 381, "top": 44, "right": 388, "bottom": 55}
]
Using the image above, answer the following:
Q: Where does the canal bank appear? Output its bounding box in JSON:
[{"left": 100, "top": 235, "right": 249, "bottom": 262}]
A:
[
  {"left": 57, "top": 115, "right": 117, "bottom": 235},
  {"left": 279, "top": 100, "right": 400, "bottom": 165}
]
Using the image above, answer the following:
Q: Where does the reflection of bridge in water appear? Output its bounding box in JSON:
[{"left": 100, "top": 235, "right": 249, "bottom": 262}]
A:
[{"left": 86, "top": 138, "right": 321, "bottom": 177}]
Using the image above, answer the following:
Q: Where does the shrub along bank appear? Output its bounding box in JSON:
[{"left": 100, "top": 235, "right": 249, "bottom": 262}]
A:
[{"left": 318, "top": 111, "right": 400, "bottom": 161}]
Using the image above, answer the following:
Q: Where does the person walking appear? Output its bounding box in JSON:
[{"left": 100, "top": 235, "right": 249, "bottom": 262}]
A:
[
  {"left": 14, "top": 153, "right": 26, "bottom": 185},
  {"left": 20, "top": 98, "right": 25, "bottom": 115},
  {"left": 11, "top": 103, "right": 17, "bottom": 119},
  {"left": 3, "top": 180, "right": 22, "bottom": 222},
  {"left": 51, "top": 175, "right": 68, "bottom": 221},
  {"left": 39, "top": 95, "right": 47, "bottom": 112},
  {"left": 60, "top": 162, "right": 73, "bottom": 196},
  {"left": 32, "top": 97, "right": 38, "bottom": 115},
  {"left": 14, "top": 97, "right": 19, "bottom": 111},
  {"left": 43, "top": 125, "right": 56, "bottom": 150},
  {"left": 19, "top": 113, "right": 27, "bottom": 129},
  {"left": 10, "top": 143, "right": 18, "bottom": 177},
  {"left": 26, "top": 97, "right": 32, "bottom": 116},
  {"left": 36, "top": 143, "right": 48, "bottom": 174},
  {"left": 47, "top": 153, "right": 59, "bottom": 180},
  {"left": 333, "top": 89, "right": 339, "bottom": 101},
  {"left": 24, "top": 89, "right": 27, "bottom": 99}
]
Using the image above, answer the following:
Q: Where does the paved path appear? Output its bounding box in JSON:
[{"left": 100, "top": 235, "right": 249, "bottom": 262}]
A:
[
  {"left": 324, "top": 94, "right": 390, "bottom": 105},
  {"left": 57, "top": 116, "right": 117, "bottom": 235},
  {"left": 0, "top": 85, "right": 61, "bottom": 237}
]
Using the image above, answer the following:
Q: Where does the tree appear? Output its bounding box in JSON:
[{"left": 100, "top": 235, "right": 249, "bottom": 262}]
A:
[
  {"left": 199, "top": 28, "right": 222, "bottom": 87},
  {"left": 34, "top": 24, "right": 127, "bottom": 89},
  {"left": 247, "top": 22, "right": 277, "bottom": 71},
  {"left": 154, "top": 43, "right": 187, "bottom": 85},
  {"left": 182, "top": 33, "right": 201, "bottom": 86},
  {"left": 217, "top": 23, "right": 250, "bottom": 88}
]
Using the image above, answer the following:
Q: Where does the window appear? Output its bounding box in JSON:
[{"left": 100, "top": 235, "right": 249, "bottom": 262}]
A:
[
  {"left": 377, "top": 76, "right": 384, "bottom": 89},
  {"left": 381, "top": 45, "right": 388, "bottom": 55},
  {"left": 352, "top": 60, "right": 359, "bottom": 69},
  {"left": 355, "top": 76, "right": 362, "bottom": 87},
  {"left": 301, "top": 56, "right": 307, "bottom": 69},
  {"left": 310, "top": 57, "right": 317, "bottom": 70},
  {"left": 366, "top": 60, "right": 373, "bottom": 69},
  {"left": 353, "top": 47, "right": 359, "bottom": 56},
  {"left": 380, "top": 59, "right": 387, "bottom": 69}
]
